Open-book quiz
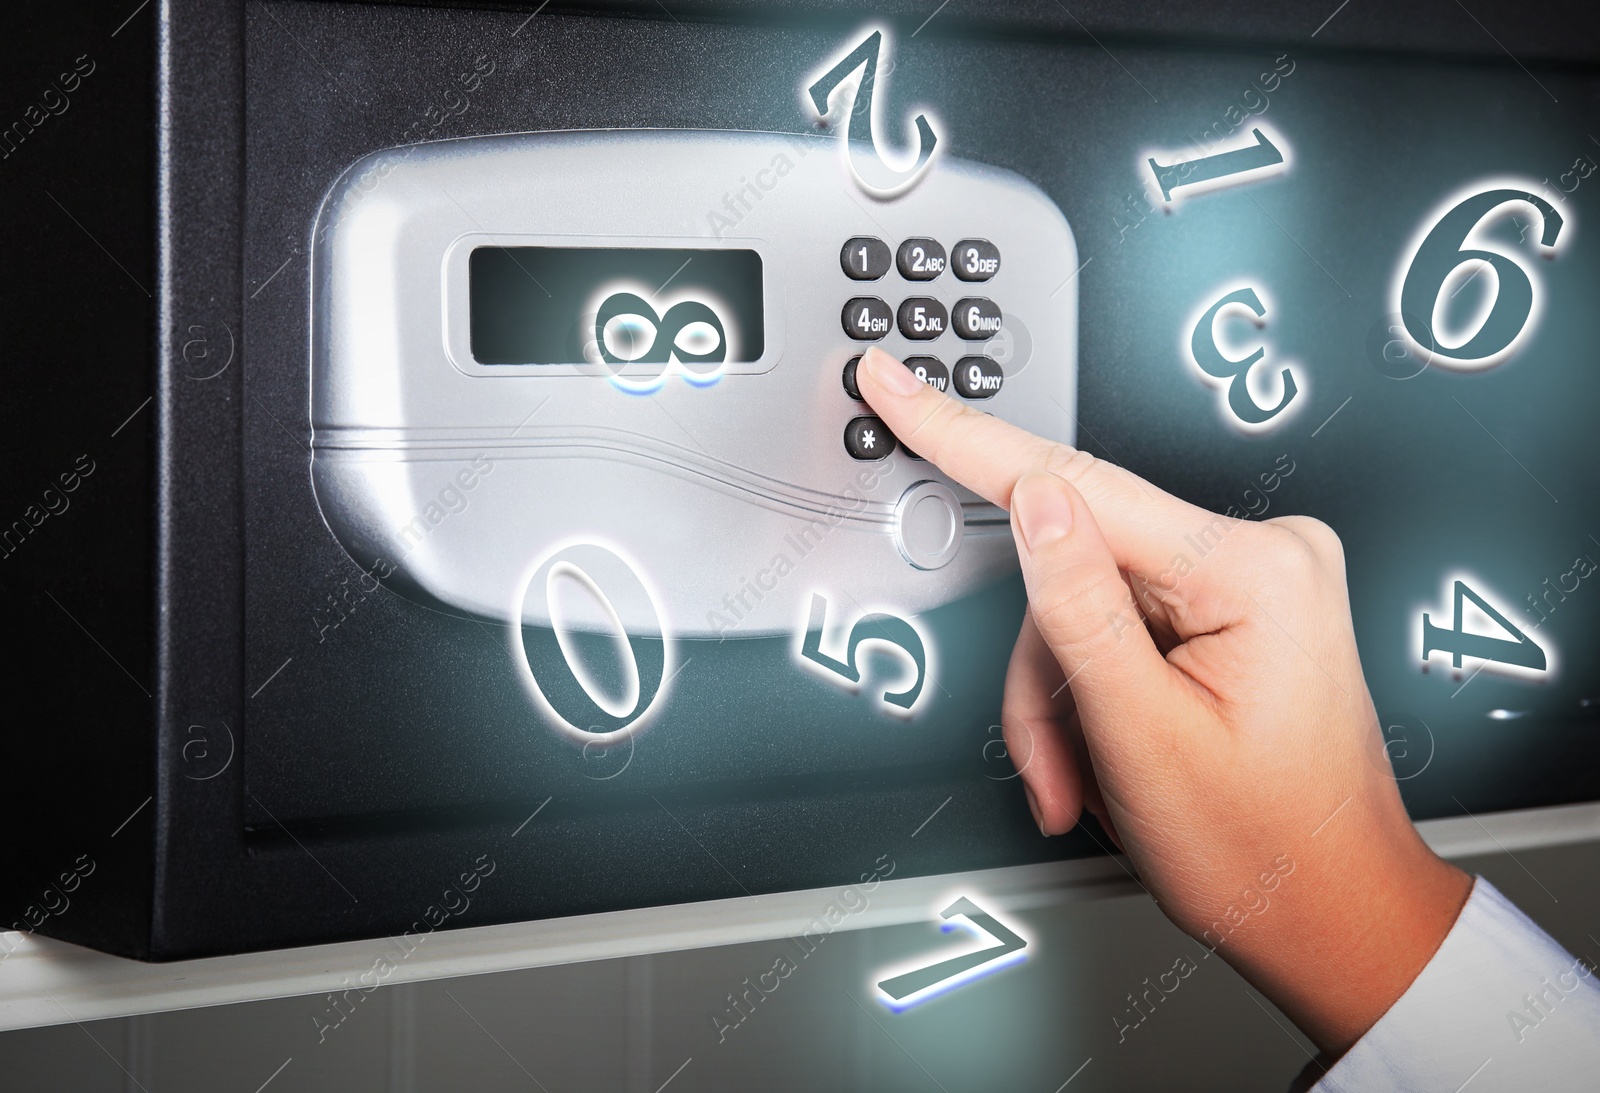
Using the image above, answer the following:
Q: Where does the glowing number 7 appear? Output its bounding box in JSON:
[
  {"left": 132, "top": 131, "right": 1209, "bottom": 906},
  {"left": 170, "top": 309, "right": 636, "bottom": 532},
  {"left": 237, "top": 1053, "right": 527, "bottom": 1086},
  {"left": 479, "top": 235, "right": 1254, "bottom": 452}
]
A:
[
  {"left": 876, "top": 897, "right": 1027, "bottom": 1007},
  {"left": 806, "top": 29, "right": 939, "bottom": 195}
]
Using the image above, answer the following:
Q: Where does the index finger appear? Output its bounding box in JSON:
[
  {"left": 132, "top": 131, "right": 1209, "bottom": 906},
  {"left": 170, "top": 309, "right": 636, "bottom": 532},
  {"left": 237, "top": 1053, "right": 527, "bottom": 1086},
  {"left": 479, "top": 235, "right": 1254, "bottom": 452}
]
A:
[{"left": 856, "top": 346, "right": 1228, "bottom": 580}]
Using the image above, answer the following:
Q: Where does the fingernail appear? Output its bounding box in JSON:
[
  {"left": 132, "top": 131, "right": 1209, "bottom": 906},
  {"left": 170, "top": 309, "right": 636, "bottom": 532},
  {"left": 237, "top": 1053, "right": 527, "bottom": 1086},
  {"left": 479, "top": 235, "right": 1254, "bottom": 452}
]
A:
[
  {"left": 1013, "top": 474, "right": 1074, "bottom": 553},
  {"left": 1024, "top": 784, "right": 1049, "bottom": 836},
  {"left": 862, "top": 347, "right": 923, "bottom": 396}
]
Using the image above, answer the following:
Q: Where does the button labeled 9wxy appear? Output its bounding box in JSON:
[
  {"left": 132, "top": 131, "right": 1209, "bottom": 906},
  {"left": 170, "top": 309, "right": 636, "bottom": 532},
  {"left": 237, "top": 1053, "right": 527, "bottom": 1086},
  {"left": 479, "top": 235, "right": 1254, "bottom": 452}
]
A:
[{"left": 953, "top": 355, "right": 1003, "bottom": 399}]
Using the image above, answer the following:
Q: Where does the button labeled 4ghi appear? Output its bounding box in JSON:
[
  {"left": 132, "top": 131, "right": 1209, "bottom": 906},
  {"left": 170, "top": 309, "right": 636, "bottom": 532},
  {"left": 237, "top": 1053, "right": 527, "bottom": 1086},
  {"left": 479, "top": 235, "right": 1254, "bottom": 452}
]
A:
[
  {"left": 843, "top": 297, "right": 893, "bottom": 340},
  {"left": 897, "top": 297, "right": 948, "bottom": 340}
]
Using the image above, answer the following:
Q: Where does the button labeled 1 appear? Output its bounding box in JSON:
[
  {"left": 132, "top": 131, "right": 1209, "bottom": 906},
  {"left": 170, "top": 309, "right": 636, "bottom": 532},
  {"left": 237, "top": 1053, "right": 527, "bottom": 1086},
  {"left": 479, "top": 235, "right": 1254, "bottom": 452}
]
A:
[{"left": 842, "top": 237, "right": 891, "bottom": 281}]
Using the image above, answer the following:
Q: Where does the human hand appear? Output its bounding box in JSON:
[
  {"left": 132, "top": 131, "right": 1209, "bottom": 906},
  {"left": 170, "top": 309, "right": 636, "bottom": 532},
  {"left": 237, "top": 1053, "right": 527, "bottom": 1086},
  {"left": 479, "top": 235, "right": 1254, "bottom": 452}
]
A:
[{"left": 855, "top": 347, "right": 1472, "bottom": 1057}]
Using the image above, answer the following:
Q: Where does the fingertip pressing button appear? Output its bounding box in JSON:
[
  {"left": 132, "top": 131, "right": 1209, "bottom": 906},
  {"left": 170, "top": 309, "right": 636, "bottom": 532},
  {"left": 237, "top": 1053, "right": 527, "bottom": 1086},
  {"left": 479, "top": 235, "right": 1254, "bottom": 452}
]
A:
[
  {"left": 843, "top": 355, "right": 863, "bottom": 400},
  {"left": 894, "top": 481, "right": 964, "bottom": 570}
]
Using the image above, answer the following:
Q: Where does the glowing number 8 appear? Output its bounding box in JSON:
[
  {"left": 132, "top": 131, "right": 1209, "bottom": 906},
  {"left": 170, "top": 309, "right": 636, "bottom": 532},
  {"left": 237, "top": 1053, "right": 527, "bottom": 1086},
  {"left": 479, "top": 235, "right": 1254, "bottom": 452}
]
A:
[
  {"left": 512, "top": 543, "right": 672, "bottom": 743},
  {"left": 1397, "top": 187, "right": 1564, "bottom": 369}
]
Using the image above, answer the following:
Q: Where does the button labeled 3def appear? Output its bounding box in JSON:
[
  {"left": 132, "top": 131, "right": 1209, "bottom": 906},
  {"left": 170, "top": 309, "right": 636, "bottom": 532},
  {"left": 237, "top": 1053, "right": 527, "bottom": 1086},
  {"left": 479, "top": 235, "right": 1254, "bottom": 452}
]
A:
[{"left": 952, "top": 239, "right": 1001, "bottom": 282}]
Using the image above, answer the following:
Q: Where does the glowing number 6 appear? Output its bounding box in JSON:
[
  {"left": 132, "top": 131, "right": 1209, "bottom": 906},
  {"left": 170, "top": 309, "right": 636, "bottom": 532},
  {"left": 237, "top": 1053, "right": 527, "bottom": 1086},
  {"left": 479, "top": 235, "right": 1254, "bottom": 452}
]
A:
[
  {"left": 512, "top": 543, "right": 672, "bottom": 743},
  {"left": 1397, "top": 187, "right": 1564, "bottom": 369}
]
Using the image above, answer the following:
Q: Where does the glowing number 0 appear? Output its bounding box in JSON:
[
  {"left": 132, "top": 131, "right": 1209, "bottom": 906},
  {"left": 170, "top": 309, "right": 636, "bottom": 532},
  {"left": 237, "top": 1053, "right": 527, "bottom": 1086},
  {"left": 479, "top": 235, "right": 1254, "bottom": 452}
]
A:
[
  {"left": 1397, "top": 187, "right": 1565, "bottom": 369},
  {"left": 513, "top": 543, "right": 672, "bottom": 742}
]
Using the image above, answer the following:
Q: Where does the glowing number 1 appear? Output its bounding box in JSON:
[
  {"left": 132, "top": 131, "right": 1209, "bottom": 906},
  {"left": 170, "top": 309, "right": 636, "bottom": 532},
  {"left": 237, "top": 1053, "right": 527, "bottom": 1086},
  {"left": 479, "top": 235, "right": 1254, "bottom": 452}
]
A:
[
  {"left": 1148, "top": 127, "right": 1285, "bottom": 202},
  {"left": 1421, "top": 579, "right": 1546, "bottom": 672}
]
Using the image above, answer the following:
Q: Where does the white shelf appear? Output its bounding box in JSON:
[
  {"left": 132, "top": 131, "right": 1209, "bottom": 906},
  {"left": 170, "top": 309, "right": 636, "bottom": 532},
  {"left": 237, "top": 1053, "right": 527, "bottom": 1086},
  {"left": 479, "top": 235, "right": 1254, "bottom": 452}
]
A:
[{"left": 4, "top": 801, "right": 1598, "bottom": 1033}]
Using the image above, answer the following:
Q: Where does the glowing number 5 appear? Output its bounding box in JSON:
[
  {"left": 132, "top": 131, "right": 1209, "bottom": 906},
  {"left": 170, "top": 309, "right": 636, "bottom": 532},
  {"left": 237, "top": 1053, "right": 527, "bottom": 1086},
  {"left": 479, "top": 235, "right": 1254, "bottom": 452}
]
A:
[
  {"left": 1397, "top": 187, "right": 1565, "bottom": 369},
  {"left": 800, "top": 593, "right": 927, "bottom": 710}
]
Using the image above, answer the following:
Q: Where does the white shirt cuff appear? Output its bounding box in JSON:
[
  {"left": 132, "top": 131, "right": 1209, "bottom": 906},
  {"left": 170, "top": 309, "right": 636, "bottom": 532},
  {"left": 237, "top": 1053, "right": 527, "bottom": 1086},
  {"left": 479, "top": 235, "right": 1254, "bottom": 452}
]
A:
[{"left": 1306, "top": 876, "right": 1600, "bottom": 1092}]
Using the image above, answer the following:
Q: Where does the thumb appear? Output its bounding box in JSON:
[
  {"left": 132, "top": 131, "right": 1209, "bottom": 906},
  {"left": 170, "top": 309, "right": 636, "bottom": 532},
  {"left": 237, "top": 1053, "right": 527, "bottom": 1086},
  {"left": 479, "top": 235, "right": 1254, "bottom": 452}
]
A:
[{"left": 1010, "top": 472, "right": 1179, "bottom": 733}]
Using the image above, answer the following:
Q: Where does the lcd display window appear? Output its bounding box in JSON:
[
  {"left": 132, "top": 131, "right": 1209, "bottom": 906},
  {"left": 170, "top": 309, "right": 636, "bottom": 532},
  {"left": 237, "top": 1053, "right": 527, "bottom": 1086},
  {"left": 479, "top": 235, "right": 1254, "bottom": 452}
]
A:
[{"left": 469, "top": 246, "right": 765, "bottom": 366}]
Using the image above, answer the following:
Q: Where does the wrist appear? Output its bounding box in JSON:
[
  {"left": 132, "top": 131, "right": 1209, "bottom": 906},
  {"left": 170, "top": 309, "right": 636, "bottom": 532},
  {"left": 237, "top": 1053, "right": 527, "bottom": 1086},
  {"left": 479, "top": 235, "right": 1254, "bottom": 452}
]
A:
[{"left": 1208, "top": 822, "right": 1473, "bottom": 1056}]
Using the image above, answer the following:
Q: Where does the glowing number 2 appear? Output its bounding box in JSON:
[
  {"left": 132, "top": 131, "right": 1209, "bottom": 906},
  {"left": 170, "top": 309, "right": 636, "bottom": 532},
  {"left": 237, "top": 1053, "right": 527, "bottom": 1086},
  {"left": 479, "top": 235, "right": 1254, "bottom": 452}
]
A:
[
  {"left": 1397, "top": 187, "right": 1564, "bottom": 369},
  {"left": 1421, "top": 578, "right": 1546, "bottom": 673},
  {"left": 800, "top": 593, "right": 927, "bottom": 710},
  {"left": 514, "top": 543, "right": 672, "bottom": 741},
  {"left": 806, "top": 29, "right": 939, "bottom": 195}
]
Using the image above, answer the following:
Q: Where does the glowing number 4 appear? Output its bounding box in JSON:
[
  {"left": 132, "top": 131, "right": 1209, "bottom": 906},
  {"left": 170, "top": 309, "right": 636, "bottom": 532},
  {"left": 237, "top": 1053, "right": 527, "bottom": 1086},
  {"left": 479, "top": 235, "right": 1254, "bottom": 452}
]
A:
[
  {"left": 800, "top": 593, "right": 927, "bottom": 710},
  {"left": 1421, "top": 579, "right": 1546, "bottom": 673}
]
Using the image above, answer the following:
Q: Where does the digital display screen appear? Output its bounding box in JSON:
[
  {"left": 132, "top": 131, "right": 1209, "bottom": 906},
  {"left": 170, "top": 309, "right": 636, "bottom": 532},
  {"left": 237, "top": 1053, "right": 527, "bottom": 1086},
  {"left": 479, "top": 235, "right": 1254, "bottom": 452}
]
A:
[{"left": 468, "top": 246, "right": 765, "bottom": 366}]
